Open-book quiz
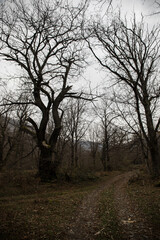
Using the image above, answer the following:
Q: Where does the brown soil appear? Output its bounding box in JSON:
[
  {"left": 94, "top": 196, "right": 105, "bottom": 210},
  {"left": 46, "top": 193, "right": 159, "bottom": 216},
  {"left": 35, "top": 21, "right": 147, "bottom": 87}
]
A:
[
  {"left": 114, "top": 172, "right": 153, "bottom": 240},
  {"left": 65, "top": 171, "right": 155, "bottom": 240},
  {"left": 66, "top": 175, "right": 118, "bottom": 240}
]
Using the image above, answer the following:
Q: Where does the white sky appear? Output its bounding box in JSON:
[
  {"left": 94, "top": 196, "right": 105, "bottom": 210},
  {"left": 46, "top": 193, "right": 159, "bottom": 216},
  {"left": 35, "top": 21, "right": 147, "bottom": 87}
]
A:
[
  {"left": 0, "top": 0, "right": 160, "bottom": 93},
  {"left": 116, "top": 0, "right": 159, "bottom": 24},
  {"left": 83, "top": 0, "right": 160, "bottom": 91}
]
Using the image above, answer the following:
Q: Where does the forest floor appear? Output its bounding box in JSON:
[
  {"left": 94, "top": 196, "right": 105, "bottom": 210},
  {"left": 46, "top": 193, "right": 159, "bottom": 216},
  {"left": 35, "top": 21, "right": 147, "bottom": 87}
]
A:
[{"left": 0, "top": 168, "right": 160, "bottom": 240}]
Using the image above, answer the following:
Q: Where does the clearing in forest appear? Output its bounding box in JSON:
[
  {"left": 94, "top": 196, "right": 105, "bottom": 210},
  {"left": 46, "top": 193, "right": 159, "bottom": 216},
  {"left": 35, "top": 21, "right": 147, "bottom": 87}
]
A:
[{"left": 0, "top": 170, "right": 160, "bottom": 240}]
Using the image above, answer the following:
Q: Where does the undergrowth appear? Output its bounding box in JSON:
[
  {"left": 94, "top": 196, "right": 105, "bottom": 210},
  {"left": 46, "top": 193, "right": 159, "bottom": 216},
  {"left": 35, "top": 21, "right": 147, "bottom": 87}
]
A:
[{"left": 128, "top": 172, "right": 160, "bottom": 239}]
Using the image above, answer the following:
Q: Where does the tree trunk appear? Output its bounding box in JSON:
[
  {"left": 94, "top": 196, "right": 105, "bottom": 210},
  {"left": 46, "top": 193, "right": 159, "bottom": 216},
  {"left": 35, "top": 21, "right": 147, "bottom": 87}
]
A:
[
  {"left": 75, "top": 141, "right": 78, "bottom": 167},
  {"left": 106, "top": 150, "right": 112, "bottom": 171},
  {"left": 150, "top": 143, "right": 160, "bottom": 178},
  {"left": 39, "top": 147, "right": 57, "bottom": 182},
  {"left": 101, "top": 142, "right": 107, "bottom": 171},
  {"left": 143, "top": 97, "right": 160, "bottom": 177},
  {"left": 0, "top": 141, "right": 3, "bottom": 171},
  {"left": 93, "top": 154, "right": 96, "bottom": 169},
  {"left": 71, "top": 143, "right": 74, "bottom": 167},
  {"left": 102, "top": 157, "right": 107, "bottom": 171},
  {"left": 101, "top": 138, "right": 112, "bottom": 171}
]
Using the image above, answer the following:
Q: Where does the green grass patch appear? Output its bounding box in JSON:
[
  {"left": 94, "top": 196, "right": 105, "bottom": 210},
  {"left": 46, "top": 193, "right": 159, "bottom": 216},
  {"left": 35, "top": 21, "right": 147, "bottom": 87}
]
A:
[{"left": 96, "top": 187, "right": 122, "bottom": 240}]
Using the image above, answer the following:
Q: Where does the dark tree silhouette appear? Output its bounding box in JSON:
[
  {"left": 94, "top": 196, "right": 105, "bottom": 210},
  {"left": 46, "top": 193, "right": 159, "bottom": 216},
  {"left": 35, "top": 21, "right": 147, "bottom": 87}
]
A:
[
  {"left": 0, "top": 0, "right": 88, "bottom": 181},
  {"left": 88, "top": 17, "right": 160, "bottom": 177}
]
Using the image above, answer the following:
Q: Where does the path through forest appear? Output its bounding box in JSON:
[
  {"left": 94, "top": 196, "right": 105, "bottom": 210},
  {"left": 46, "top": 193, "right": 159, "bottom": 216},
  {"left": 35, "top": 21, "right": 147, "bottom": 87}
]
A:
[{"left": 65, "top": 171, "right": 154, "bottom": 240}]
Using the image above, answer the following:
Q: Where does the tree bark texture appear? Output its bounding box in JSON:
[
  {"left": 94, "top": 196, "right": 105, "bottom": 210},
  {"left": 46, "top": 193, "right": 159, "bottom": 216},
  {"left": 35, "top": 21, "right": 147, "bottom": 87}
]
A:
[
  {"left": 39, "top": 147, "right": 58, "bottom": 182},
  {"left": 149, "top": 142, "right": 160, "bottom": 178}
]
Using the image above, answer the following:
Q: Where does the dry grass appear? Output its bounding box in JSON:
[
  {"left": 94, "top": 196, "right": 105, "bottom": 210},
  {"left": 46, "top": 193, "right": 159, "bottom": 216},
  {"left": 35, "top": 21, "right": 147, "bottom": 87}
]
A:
[
  {"left": 1, "top": 168, "right": 159, "bottom": 240},
  {"left": 97, "top": 186, "right": 122, "bottom": 240},
  {"left": 0, "top": 170, "right": 103, "bottom": 240},
  {"left": 127, "top": 170, "right": 160, "bottom": 239}
]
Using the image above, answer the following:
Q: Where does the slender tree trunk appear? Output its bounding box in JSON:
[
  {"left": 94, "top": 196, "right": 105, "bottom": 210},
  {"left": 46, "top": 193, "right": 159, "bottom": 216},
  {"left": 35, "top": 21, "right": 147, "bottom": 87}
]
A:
[
  {"left": 0, "top": 141, "right": 3, "bottom": 171},
  {"left": 102, "top": 158, "right": 107, "bottom": 171},
  {"left": 106, "top": 148, "right": 112, "bottom": 171},
  {"left": 101, "top": 136, "right": 111, "bottom": 171},
  {"left": 70, "top": 132, "right": 75, "bottom": 167},
  {"left": 75, "top": 140, "right": 78, "bottom": 167},
  {"left": 71, "top": 143, "right": 74, "bottom": 167},
  {"left": 93, "top": 154, "right": 96, "bottom": 169},
  {"left": 101, "top": 142, "right": 107, "bottom": 171},
  {"left": 91, "top": 143, "right": 98, "bottom": 169}
]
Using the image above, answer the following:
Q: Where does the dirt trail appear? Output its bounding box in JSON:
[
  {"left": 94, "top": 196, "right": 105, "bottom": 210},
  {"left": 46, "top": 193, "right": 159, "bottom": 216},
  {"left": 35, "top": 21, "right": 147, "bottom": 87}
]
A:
[
  {"left": 114, "top": 172, "right": 153, "bottom": 240},
  {"left": 66, "top": 175, "right": 119, "bottom": 240},
  {"left": 65, "top": 172, "right": 153, "bottom": 240}
]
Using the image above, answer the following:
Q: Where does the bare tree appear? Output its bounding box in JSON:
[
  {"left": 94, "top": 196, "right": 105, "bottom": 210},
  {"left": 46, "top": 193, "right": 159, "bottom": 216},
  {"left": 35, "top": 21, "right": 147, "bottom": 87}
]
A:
[
  {"left": 0, "top": 0, "right": 89, "bottom": 181},
  {"left": 63, "top": 98, "right": 89, "bottom": 168},
  {"left": 94, "top": 99, "right": 117, "bottom": 171},
  {"left": 88, "top": 124, "right": 100, "bottom": 168},
  {"left": 0, "top": 105, "right": 15, "bottom": 170},
  {"left": 0, "top": 96, "right": 38, "bottom": 170},
  {"left": 111, "top": 88, "right": 149, "bottom": 168},
  {"left": 88, "top": 16, "right": 160, "bottom": 177},
  {"left": 13, "top": 102, "right": 37, "bottom": 168}
]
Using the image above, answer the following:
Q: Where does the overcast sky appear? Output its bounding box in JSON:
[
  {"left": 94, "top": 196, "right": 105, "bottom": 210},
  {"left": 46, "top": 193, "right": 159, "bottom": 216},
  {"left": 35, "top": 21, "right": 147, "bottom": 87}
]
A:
[
  {"left": 0, "top": 0, "right": 159, "bottom": 92},
  {"left": 94, "top": 0, "right": 159, "bottom": 26},
  {"left": 84, "top": 0, "right": 160, "bottom": 90},
  {"left": 116, "top": 0, "right": 158, "bottom": 24},
  {"left": 118, "top": 0, "right": 155, "bottom": 14}
]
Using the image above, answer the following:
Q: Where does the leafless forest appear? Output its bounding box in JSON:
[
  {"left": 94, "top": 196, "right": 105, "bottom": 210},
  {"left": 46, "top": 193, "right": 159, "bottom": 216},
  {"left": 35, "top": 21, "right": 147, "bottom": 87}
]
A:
[
  {"left": 0, "top": 1, "right": 160, "bottom": 240},
  {"left": 0, "top": 0, "right": 159, "bottom": 180}
]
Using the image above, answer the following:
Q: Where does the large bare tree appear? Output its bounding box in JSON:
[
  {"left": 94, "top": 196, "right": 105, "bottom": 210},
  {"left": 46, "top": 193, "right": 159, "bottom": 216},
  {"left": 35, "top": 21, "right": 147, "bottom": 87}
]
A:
[
  {"left": 88, "top": 17, "right": 160, "bottom": 177},
  {"left": 0, "top": 0, "right": 88, "bottom": 181}
]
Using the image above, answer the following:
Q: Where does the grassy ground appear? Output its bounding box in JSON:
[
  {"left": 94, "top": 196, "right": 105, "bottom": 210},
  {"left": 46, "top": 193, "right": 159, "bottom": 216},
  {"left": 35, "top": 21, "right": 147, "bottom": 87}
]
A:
[
  {"left": 0, "top": 170, "right": 106, "bottom": 240},
  {"left": 96, "top": 186, "right": 122, "bottom": 240},
  {"left": 127, "top": 171, "right": 160, "bottom": 239},
  {"left": 1, "top": 169, "right": 160, "bottom": 240}
]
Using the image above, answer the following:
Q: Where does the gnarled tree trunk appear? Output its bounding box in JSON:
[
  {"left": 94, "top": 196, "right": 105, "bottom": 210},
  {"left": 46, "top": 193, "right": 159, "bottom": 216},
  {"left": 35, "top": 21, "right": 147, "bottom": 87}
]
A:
[{"left": 39, "top": 147, "right": 58, "bottom": 182}]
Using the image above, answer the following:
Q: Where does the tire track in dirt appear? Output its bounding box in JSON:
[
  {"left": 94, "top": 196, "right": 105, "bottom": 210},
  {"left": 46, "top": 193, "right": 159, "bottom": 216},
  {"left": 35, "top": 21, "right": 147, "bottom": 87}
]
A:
[
  {"left": 65, "top": 172, "right": 154, "bottom": 240},
  {"left": 65, "top": 174, "right": 123, "bottom": 240},
  {"left": 114, "top": 172, "right": 153, "bottom": 240}
]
